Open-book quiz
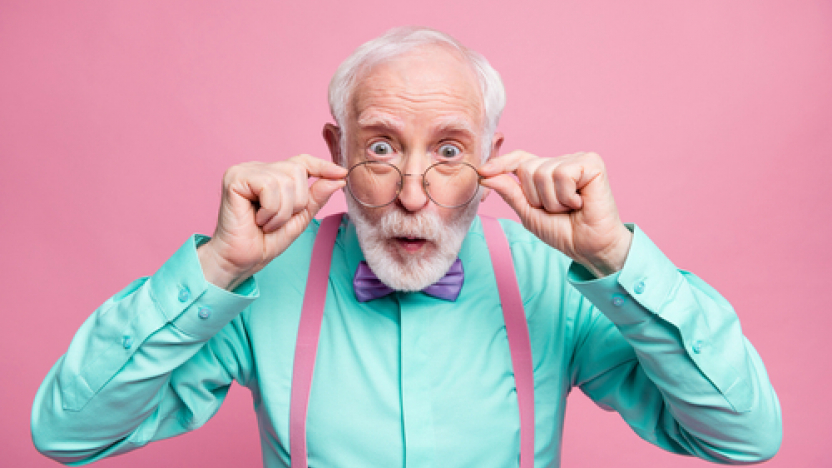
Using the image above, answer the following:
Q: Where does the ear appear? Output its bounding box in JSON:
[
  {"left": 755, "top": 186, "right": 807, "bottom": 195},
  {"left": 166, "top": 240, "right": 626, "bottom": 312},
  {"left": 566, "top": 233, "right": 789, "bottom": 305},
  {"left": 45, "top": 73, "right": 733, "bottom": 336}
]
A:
[
  {"left": 480, "top": 131, "right": 505, "bottom": 201},
  {"left": 489, "top": 131, "right": 505, "bottom": 159},
  {"left": 322, "top": 123, "right": 342, "bottom": 165}
]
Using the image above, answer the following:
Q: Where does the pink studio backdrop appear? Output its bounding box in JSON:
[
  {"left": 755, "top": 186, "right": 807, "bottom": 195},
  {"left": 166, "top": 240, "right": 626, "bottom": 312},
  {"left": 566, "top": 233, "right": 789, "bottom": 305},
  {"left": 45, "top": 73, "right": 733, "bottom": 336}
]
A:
[{"left": 2, "top": 1, "right": 830, "bottom": 467}]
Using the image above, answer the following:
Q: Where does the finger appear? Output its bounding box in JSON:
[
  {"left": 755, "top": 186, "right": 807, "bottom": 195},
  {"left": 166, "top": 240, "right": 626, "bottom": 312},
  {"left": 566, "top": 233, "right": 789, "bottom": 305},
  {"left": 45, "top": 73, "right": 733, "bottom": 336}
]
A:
[
  {"left": 225, "top": 171, "right": 272, "bottom": 224},
  {"left": 261, "top": 177, "right": 297, "bottom": 233},
  {"left": 247, "top": 172, "right": 288, "bottom": 228},
  {"left": 222, "top": 165, "right": 261, "bottom": 215},
  {"left": 224, "top": 183, "right": 258, "bottom": 221},
  {"left": 552, "top": 165, "right": 583, "bottom": 210},
  {"left": 259, "top": 157, "right": 332, "bottom": 223},
  {"left": 572, "top": 152, "right": 606, "bottom": 194},
  {"left": 307, "top": 178, "right": 347, "bottom": 217},
  {"left": 480, "top": 174, "right": 533, "bottom": 219},
  {"left": 515, "top": 157, "right": 547, "bottom": 209},
  {"left": 478, "top": 150, "right": 538, "bottom": 177},
  {"left": 262, "top": 178, "right": 346, "bottom": 246},
  {"left": 553, "top": 153, "right": 606, "bottom": 210},
  {"left": 532, "top": 161, "right": 573, "bottom": 214},
  {"left": 287, "top": 162, "right": 309, "bottom": 214},
  {"left": 291, "top": 153, "right": 348, "bottom": 180},
  {"left": 251, "top": 181, "right": 277, "bottom": 228}
]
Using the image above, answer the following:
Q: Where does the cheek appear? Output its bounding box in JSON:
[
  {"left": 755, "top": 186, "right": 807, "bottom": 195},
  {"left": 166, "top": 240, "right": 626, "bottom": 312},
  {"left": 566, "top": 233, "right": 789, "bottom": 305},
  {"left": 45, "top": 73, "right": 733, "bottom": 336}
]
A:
[
  {"left": 351, "top": 200, "right": 387, "bottom": 228},
  {"left": 434, "top": 207, "right": 460, "bottom": 230}
]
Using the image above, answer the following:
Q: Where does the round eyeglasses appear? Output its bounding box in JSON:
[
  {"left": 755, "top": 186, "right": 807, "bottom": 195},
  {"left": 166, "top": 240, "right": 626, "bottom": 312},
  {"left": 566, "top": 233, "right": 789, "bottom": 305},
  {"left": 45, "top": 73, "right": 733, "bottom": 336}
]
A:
[{"left": 345, "top": 160, "right": 483, "bottom": 208}]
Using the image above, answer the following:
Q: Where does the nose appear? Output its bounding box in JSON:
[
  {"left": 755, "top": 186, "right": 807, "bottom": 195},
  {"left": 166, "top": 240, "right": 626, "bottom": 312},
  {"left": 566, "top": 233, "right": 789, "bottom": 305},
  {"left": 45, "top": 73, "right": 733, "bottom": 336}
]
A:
[{"left": 397, "top": 157, "right": 429, "bottom": 212}]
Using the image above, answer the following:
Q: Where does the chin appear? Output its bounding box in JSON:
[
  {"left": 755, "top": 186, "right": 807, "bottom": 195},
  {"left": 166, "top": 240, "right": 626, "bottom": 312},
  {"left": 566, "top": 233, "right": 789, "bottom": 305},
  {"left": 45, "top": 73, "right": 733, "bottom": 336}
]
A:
[{"left": 347, "top": 197, "right": 479, "bottom": 292}]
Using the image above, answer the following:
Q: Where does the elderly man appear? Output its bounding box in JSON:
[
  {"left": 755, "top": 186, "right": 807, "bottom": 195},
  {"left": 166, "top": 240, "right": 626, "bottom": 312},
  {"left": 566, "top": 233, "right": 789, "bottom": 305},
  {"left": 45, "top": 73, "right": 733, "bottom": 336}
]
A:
[{"left": 33, "top": 27, "right": 781, "bottom": 467}]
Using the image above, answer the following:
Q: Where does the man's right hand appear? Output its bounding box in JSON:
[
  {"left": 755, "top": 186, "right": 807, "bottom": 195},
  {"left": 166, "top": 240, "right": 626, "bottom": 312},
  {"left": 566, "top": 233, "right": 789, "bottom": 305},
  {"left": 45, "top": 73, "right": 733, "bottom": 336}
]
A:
[{"left": 197, "top": 154, "right": 347, "bottom": 290}]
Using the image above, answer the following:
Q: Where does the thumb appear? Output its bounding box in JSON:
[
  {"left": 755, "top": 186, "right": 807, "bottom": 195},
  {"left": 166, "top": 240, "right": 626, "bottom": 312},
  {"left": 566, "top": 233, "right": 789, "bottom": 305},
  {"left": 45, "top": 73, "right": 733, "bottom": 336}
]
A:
[
  {"left": 307, "top": 178, "right": 346, "bottom": 217},
  {"left": 480, "top": 174, "right": 532, "bottom": 218}
]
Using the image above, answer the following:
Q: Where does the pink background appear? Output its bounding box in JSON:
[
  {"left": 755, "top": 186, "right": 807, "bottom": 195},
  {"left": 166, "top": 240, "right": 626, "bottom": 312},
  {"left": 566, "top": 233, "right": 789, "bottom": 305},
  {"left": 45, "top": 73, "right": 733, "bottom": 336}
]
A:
[{"left": 2, "top": 1, "right": 830, "bottom": 466}]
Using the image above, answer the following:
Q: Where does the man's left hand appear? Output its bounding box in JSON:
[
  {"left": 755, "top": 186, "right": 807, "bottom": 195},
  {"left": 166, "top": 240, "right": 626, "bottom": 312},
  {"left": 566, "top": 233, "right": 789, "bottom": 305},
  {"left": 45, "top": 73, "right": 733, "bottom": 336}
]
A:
[{"left": 479, "top": 150, "right": 633, "bottom": 278}]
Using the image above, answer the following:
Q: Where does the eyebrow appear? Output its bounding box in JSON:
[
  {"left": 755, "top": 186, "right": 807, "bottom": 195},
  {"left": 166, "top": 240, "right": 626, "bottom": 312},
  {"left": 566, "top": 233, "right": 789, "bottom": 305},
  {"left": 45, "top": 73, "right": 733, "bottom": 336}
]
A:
[
  {"left": 357, "top": 113, "right": 479, "bottom": 137},
  {"left": 357, "top": 113, "right": 406, "bottom": 132},
  {"left": 431, "top": 115, "right": 478, "bottom": 138}
]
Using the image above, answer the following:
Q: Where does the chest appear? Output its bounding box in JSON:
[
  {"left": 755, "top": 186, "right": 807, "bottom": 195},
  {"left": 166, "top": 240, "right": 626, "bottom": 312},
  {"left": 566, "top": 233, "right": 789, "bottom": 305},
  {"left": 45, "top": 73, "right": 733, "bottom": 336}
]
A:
[
  {"left": 242, "top": 221, "right": 574, "bottom": 467},
  {"left": 248, "top": 279, "right": 529, "bottom": 467}
]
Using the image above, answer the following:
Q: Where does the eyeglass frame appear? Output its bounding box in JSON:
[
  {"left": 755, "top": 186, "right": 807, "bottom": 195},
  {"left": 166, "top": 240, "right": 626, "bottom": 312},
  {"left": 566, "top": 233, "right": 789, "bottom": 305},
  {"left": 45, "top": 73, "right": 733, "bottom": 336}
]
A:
[{"left": 344, "top": 160, "right": 484, "bottom": 209}]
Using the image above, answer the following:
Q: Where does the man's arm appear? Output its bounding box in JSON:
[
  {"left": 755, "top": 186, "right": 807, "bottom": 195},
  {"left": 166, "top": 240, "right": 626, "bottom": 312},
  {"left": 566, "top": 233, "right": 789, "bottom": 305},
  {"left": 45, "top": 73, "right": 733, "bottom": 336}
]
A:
[
  {"left": 31, "top": 236, "right": 258, "bottom": 464},
  {"left": 566, "top": 225, "right": 781, "bottom": 463},
  {"left": 482, "top": 151, "right": 782, "bottom": 462},
  {"left": 32, "top": 155, "right": 346, "bottom": 463}
]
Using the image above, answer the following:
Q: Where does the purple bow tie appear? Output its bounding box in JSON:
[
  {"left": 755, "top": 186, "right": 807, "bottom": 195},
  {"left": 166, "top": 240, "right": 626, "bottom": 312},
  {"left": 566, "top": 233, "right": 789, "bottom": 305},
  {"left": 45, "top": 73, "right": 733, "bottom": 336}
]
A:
[{"left": 353, "top": 259, "right": 464, "bottom": 302}]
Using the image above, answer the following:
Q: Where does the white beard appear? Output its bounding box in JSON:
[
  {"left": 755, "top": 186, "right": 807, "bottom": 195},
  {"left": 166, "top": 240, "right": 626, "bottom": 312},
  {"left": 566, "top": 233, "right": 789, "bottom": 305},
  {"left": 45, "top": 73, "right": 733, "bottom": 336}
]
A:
[{"left": 347, "top": 196, "right": 480, "bottom": 292}]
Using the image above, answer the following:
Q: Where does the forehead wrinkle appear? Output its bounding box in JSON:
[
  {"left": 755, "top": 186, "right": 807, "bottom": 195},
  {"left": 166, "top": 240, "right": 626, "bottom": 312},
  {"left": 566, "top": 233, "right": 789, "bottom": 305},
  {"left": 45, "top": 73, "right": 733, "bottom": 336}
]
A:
[
  {"left": 356, "top": 93, "right": 482, "bottom": 136},
  {"left": 375, "top": 87, "right": 481, "bottom": 114},
  {"left": 351, "top": 58, "right": 484, "bottom": 122}
]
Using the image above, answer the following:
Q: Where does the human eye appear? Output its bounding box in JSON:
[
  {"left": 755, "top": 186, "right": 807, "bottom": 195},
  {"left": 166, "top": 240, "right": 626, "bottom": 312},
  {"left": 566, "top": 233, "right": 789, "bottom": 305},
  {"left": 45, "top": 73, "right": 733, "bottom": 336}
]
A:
[
  {"left": 368, "top": 141, "right": 394, "bottom": 157},
  {"left": 437, "top": 143, "right": 462, "bottom": 159}
]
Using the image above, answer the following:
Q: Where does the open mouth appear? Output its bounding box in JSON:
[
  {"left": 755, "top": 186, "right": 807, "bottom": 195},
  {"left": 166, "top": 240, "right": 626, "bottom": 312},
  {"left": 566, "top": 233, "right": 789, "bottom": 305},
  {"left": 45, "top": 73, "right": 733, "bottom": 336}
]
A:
[{"left": 395, "top": 236, "right": 428, "bottom": 253}]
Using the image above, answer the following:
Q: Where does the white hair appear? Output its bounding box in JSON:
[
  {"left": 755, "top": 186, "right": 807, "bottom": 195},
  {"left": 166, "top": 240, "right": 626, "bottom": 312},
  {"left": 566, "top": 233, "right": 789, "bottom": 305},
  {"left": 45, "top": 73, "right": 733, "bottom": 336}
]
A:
[{"left": 328, "top": 26, "right": 506, "bottom": 164}]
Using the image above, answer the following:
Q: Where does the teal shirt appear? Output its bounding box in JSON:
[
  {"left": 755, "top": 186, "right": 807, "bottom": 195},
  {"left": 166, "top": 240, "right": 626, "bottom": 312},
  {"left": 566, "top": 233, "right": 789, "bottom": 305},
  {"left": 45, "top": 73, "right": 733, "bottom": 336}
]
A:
[{"left": 32, "top": 216, "right": 782, "bottom": 467}]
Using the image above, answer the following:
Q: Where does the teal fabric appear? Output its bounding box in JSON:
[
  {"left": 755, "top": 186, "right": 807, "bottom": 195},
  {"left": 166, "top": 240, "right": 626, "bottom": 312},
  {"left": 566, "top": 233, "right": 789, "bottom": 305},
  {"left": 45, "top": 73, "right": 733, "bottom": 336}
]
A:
[{"left": 32, "top": 216, "right": 782, "bottom": 467}]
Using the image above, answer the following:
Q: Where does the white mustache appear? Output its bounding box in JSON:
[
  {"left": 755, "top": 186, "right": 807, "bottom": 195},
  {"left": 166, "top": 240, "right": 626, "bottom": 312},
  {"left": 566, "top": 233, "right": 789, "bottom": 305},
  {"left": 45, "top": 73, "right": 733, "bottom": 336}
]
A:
[{"left": 378, "top": 209, "right": 442, "bottom": 241}]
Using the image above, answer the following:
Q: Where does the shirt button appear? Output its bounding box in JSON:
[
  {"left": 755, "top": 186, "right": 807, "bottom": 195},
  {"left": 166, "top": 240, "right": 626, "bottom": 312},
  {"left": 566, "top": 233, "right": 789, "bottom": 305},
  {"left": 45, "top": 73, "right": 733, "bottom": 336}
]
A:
[
  {"left": 692, "top": 340, "right": 704, "bottom": 354},
  {"left": 122, "top": 336, "right": 133, "bottom": 349},
  {"left": 633, "top": 280, "right": 646, "bottom": 294},
  {"left": 198, "top": 307, "right": 212, "bottom": 320},
  {"left": 612, "top": 295, "right": 625, "bottom": 307},
  {"left": 178, "top": 288, "right": 191, "bottom": 303}
]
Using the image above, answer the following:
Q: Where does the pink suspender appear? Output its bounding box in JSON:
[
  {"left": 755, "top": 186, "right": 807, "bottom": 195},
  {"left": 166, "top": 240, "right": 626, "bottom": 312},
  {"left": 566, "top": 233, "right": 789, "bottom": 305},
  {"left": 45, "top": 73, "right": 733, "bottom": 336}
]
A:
[
  {"left": 289, "top": 214, "right": 342, "bottom": 468},
  {"left": 290, "top": 214, "right": 535, "bottom": 468},
  {"left": 480, "top": 215, "right": 536, "bottom": 468}
]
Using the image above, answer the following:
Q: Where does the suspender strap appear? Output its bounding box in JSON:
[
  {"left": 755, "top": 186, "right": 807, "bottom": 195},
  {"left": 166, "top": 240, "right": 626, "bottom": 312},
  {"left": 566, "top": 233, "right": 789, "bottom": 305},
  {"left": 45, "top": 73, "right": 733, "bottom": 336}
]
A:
[
  {"left": 290, "top": 213, "right": 343, "bottom": 468},
  {"left": 290, "top": 214, "right": 535, "bottom": 468},
  {"left": 480, "top": 215, "right": 536, "bottom": 468}
]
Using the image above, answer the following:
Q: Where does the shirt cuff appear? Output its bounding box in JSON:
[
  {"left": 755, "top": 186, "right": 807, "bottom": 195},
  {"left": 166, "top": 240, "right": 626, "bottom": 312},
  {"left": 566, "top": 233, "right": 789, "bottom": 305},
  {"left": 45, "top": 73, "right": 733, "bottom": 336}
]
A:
[
  {"left": 149, "top": 234, "right": 259, "bottom": 340},
  {"left": 567, "top": 224, "right": 680, "bottom": 325}
]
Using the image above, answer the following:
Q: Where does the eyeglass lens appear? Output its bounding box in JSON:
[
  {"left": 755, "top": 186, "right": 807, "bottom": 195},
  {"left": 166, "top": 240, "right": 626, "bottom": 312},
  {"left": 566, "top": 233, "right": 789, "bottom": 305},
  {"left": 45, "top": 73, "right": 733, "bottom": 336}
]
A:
[{"left": 346, "top": 161, "right": 480, "bottom": 208}]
